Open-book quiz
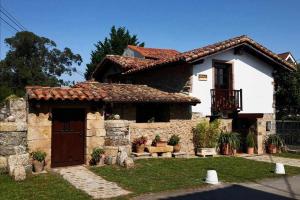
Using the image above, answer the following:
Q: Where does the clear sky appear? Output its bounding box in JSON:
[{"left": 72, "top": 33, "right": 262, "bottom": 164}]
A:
[{"left": 1, "top": 0, "right": 299, "bottom": 82}]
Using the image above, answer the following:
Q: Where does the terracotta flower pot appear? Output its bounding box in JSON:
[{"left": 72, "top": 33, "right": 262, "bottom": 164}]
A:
[
  {"left": 173, "top": 144, "right": 181, "bottom": 152},
  {"left": 268, "top": 144, "right": 277, "bottom": 154},
  {"left": 221, "top": 143, "right": 231, "bottom": 155},
  {"left": 247, "top": 147, "right": 254, "bottom": 155},
  {"left": 33, "top": 160, "right": 44, "bottom": 173},
  {"left": 232, "top": 149, "right": 237, "bottom": 155},
  {"left": 136, "top": 144, "right": 145, "bottom": 153}
]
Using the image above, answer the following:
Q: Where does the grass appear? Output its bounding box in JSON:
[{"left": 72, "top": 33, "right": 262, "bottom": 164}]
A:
[
  {"left": 91, "top": 157, "right": 300, "bottom": 196},
  {"left": 0, "top": 172, "right": 91, "bottom": 200},
  {"left": 274, "top": 152, "right": 300, "bottom": 159}
]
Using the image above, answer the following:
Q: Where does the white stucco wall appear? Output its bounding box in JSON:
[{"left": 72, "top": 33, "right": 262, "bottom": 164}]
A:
[{"left": 190, "top": 49, "right": 274, "bottom": 116}]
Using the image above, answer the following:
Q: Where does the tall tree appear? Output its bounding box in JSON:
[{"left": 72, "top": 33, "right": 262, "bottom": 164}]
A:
[
  {"left": 0, "top": 31, "right": 82, "bottom": 101},
  {"left": 275, "top": 63, "right": 300, "bottom": 119},
  {"left": 85, "top": 26, "right": 144, "bottom": 79}
]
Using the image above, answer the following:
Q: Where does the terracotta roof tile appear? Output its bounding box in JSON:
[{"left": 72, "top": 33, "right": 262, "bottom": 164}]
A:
[
  {"left": 93, "top": 35, "right": 295, "bottom": 76},
  {"left": 26, "top": 81, "right": 200, "bottom": 104},
  {"left": 127, "top": 45, "right": 180, "bottom": 59}
]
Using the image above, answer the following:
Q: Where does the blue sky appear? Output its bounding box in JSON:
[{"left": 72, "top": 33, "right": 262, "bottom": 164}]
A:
[{"left": 1, "top": 0, "right": 299, "bottom": 82}]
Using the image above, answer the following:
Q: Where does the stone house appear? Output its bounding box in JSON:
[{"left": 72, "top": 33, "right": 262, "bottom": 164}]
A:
[{"left": 1, "top": 35, "right": 296, "bottom": 170}]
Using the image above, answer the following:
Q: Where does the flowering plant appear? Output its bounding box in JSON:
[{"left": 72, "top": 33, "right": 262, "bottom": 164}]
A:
[{"left": 133, "top": 136, "right": 147, "bottom": 146}]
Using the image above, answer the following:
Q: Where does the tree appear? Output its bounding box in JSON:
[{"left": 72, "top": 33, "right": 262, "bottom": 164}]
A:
[
  {"left": 275, "top": 64, "right": 300, "bottom": 119},
  {"left": 0, "top": 31, "right": 82, "bottom": 101},
  {"left": 85, "top": 26, "right": 144, "bottom": 79}
]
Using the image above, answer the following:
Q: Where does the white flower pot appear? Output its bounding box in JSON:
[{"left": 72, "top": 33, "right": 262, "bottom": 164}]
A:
[
  {"left": 205, "top": 170, "right": 219, "bottom": 184},
  {"left": 275, "top": 163, "right": 285, "bottom": 174}
]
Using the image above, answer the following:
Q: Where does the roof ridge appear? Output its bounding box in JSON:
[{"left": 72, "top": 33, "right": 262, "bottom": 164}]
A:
[{"left": 127, "top": 45, "right": 179, "bottom": 52}]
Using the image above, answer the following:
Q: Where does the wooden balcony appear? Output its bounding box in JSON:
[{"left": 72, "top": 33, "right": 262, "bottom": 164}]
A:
[{"left": 211, "top": 89, "right": 243, "bottom": 113}]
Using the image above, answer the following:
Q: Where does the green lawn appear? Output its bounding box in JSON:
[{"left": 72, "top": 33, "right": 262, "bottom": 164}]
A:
[
  {"left": 0, "top": 172, "right": 91, "bottom": 200},
  {"left": 91, "top": 157, "right": 300, "bottom": 196},
  {"left": 274, "top": 152, "right": 300, "bottom": 159}
]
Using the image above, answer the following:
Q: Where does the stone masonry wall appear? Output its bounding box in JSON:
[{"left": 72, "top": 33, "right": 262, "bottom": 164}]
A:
[
  {"left": 129, "top": 119, "right": 202, "bottom": 154},
  {"left": 27, "top": 105, "right": 106, "bottom": 167},
  {"left": 256, "top": 113, "right": 276, "bottom": 154},
  {"left": 0, "top": 98, "right": 27, "bottom": 170}
]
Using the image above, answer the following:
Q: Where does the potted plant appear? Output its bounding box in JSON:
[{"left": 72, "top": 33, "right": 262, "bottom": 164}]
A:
[
  {"left": 266, "top": 134, "right": 284, "bottom": 154},
  {"left": 193, "top": 120, "right": 220, "bottom": 156},
  {"left": 246, "top": 131, "right": 255, "bottom": 155},
  {"left": 152, "top": 134, "right": 167, "bottom": 147},
  {"left": 230, "top": 132, "right": 241, "bottom": 155},
  {"left": 168, "top": 134, "right": 181, "bottom": 152},
  {"left": 90, "top": 148, "right": 105, "bottom": 166},
  {"left": 31, "top": 150, "right": 46, "bottom": 172},
  {"left": 133, "top": 136, "right": 147, "bottom": 153},
  {"left": 218, "top": 132, "right": 240, "bottom": 155}
]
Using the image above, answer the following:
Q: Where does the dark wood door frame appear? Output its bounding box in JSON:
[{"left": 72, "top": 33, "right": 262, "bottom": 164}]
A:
[
  {"left": 51, "top": 108, "right": 86, "bottom": 168},
  {"left": 213, "top": 60, "right": 233, "bottom": 90}
]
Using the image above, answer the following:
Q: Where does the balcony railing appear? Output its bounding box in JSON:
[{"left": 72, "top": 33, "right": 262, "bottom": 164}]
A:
[{"left": 211, "top": 89, "right": 243, "bottom": 113}]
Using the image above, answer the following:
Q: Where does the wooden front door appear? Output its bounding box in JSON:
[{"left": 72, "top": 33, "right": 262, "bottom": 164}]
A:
[{"left": 51, "top": 109, "right": 85, "bottom": 167}]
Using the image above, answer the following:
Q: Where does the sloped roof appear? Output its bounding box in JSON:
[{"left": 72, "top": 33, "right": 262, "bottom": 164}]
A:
[
  {"left": 93, "top": 35, "right": 296, "bottom": 78},
  {"left": 26, "top": 82, "right": 200, "bottom": 104},
  {"left": 278, "top": 52, "right": 291, "bottom": 60},
  {"left": 127, "top": 45, "right": 180, "bottom": 59}
]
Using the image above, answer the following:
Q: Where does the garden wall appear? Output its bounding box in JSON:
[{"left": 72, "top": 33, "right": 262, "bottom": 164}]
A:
[{"left": 0, "top": 97, "right": 28, "bottom": 171}]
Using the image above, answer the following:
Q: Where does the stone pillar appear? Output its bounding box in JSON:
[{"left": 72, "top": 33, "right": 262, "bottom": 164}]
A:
[
  {"left": 104, "top": 120, "right": 131, "bottom": 157},
  {"left": 86, "top": 109, "right": 106, "bottom": 164},
  {"left": 256, "top": 113, "right": 276, "bottom": 154}
]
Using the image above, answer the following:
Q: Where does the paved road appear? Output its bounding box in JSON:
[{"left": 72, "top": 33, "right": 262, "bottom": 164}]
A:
[{"left": 134, "top": 175, "right": 300, "bottom": 200}]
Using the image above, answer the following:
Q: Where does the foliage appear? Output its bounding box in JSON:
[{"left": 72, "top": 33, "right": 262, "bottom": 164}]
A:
[
  {"left": 85, "top": 26, "right": 145, "bottom": 79},
  {"left": 246, "top": 131, "right": 255, "bottom": 148},
  {"left": 0, "top": 31, "right": 82, "bottom": 102},
  {"left": 274, "top": 64, "right": 300, "bottom": 120},
  {"left": 193, "top": 120, "right": 221, "bottom": 148},
  {"left": 31, "top": 151, "right": 46, "bottom": 162},
  {"left": 218, "top": 132, "right": 241, "bottom": 150},
  {"left": 168, "top": 135, "right": 180, "bottom": 146},
  {"left": 133, "top": 136, "right": 147, "bottom": 146},
  {"left": 90, "top": 148, "right": 105, "bottom": 165},
  {"left": 91, "top": 157, "right": 300, "bottom": 195},
  {"left": 152, "top": 134, "right": 161, "bottom": 146},
  {"left": 266, "top": 134, "right": 284, "bottom": 148}
]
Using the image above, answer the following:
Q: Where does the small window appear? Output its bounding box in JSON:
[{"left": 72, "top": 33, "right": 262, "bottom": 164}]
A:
[{"left": 136, "top": 104, "right": 170, "bottom": 123}]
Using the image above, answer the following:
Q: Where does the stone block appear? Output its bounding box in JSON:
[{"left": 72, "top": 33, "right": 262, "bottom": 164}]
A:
[
  {"left": 146, "top": 145, "right": 173, "bottom": 153},
  {"left": 86, "top": 136, "right": 104, "bottom": 152},
  {"left": 105, "top": 156, "right": 116, "bottom": 165},
  {"left": 13, "top": 165, "right": 26, "bottom": 181},
  {"left": 8, "top": 153, "right": 30, "bottom": 176},
  {"left": 124, "top": 157, "right": 134, "bottom": 168},
  {"left": 87, "top": 112, "right": 102, "bottom": 120},
  {"left": 0, "top": 156, "right": 7, "bottom": 169},
  {"left": 0, "top": 131, "right": 27, "bottom": 156},
  {"left": 0, "top": 122, "right": 27, "bottom": 132},
  {"left": 151, "top": 153, "right": 158, "bottom": 157},
  {"left": 27, "top": 126, "right": 51, "bottom": 140},
  {"left": 161, "top": 152, "right": 172, "bottom": 158},
  {"left": 104, "top": 146, "right": 119, "bottom": 157},
  {"left": 172, "top": 152, "right": 187, "bottom": 158},
  {"left": 87, "top": 119, "right": 104, "bottom": 130},
  {"left": 116, "top": 149, "right": 128, "bottom": 166},
  {"left": 27, "top": 113, "right": 51, "bottom": 126},
  {"left": 86, "top": 129, "right": 106, "bottom": 137}
]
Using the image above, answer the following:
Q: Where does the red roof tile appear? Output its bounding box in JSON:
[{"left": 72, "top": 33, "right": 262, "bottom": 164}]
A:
[
  {"left": 93, "top": 35, "right": 296, "bottom": 78},
  {"left": 26, "top": 82, "right": 200, "bottom": 104},
  {"left": 127, "top": 45, "right": 180, "bottom": 59}
]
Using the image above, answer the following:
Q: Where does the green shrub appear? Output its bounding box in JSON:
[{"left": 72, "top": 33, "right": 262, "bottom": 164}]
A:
[
  {"left": 90, "top": 148, "right": 105, "bottom": 165},
  {"left": 193, "top": 120, "right": 221, "bottom": 148},
  {"left": 31, "top": 151, "right": 47, "bottom": 162},
  {"left": 152, "top": 134, "right": 161, "bottom": 146},
  {"left": 168, "top": 135, "right": 180, "bottom": 146},
  {"left": 266, "top": 134, "right": 284, "bottom": 148},
  {"left": 246, "top": 131, "right": 255, "bottom": 148},
  {"left": 218, "top": 132, "right": 241, "bottom": 150}
]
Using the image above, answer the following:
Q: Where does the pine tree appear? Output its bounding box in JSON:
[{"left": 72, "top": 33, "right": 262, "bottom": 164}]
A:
[{"left": 85, "top": 26, "right": 144, "bottom": 79}]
